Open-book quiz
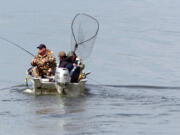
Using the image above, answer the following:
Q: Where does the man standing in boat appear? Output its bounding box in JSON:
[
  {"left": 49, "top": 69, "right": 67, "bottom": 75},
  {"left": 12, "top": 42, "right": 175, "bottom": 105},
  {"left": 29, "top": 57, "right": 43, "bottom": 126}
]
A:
[{"left": 30, "top": 44, "right": 56, "bottom": 78}]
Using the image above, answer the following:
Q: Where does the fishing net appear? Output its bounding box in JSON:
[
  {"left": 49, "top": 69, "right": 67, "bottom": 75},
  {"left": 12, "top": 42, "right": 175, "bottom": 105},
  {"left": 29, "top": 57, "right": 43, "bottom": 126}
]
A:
[{"left": 70, "top": 13, "right": 99, "bottom": 60}]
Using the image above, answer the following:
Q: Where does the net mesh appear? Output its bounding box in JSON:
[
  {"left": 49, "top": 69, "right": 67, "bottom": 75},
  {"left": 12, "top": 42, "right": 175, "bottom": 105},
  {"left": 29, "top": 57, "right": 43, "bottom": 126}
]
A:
[{"left": 71, "top": 13, "right": 99, "bottom": 60}]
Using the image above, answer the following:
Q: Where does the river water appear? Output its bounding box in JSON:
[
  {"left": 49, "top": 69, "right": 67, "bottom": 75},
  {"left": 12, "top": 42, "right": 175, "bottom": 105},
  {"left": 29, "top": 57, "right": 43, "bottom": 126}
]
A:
[{"left": 1, "top": 0, "right": 180, "bottom": 134}]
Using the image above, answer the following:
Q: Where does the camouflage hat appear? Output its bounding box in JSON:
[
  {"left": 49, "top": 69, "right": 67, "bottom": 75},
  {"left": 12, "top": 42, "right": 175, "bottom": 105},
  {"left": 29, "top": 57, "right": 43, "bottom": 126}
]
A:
[{"left": 58, "top": 51, "right": 66, "bottom": 57}]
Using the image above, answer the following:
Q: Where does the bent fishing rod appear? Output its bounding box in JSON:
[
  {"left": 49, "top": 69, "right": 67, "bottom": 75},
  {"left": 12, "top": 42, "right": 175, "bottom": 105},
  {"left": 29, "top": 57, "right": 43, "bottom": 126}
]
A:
[{"left": 0, "top": 36, "right": 35, "bottom": 57}]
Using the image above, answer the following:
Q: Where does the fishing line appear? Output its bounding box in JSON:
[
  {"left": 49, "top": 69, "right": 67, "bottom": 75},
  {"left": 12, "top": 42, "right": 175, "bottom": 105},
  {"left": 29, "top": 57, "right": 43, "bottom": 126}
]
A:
[{"left": 0, "top": 36, "right": 35, "bottom": 57}]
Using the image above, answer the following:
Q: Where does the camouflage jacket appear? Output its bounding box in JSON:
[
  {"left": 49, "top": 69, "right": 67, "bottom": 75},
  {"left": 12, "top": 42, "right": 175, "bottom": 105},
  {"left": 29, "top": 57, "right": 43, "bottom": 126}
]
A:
[{"left": 31, "top": 50, "right": 56, "bottom": 70}]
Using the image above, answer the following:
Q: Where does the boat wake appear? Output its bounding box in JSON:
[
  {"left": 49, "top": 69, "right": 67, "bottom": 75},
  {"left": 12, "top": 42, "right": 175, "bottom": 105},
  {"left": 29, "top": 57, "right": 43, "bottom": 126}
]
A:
[
  {"left": 102, "top": 84, "right": 180, "bottom": 90},
  {"left": 86, "top": 84, "right": 180, "bottom": 90},
  {"left": 2, "top": 83, "right": 180, "bottom": 92}
]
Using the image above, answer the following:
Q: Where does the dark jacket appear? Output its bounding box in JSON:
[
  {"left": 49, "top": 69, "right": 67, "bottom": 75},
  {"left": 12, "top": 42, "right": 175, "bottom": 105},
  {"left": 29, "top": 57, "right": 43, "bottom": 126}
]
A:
[
  {"left": 59, "top": 56, "right": 80, "bottom": 82},
  {"left": 66, "top": 62, "right": 74, "bottom": 72},
  {"left": 59, "top": 57, "right": 73, "bottom": 72},
  {"left": 58, "top": 56, "right": 69, "bottom": 68},
  {"left": 70, "top": 66, "right": 80, "bottom": 83}
]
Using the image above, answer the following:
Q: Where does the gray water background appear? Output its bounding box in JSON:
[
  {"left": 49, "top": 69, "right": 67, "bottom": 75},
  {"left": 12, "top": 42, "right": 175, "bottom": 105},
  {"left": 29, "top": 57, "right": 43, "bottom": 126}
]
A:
[{"left": 1, "top": 0, "right": 180, "bottom": 134}]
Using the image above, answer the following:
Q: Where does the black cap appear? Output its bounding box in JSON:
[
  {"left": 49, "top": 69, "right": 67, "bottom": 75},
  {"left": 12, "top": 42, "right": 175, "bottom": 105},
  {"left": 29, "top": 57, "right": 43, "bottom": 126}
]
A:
[{"left": 37, "top": 44, "right": 46, "bottom": 49}]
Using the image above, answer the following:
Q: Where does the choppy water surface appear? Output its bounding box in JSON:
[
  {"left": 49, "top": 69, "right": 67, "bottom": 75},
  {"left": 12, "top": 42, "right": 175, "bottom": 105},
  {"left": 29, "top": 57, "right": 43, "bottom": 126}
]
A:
[{"left": 1, "top": 0, "right": 180, "bottom": 134}]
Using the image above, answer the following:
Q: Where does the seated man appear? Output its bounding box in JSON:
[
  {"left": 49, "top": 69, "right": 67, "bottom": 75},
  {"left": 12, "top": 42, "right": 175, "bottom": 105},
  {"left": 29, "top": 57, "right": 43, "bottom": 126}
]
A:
[
  {"left": 31, "top": 44, "right": 56, "bottom": 78},
  {"left": 66, "top": 51, "right": 76, "bottom": 71},
  {"left": 66, "top": 51, "right": 80, "bottom": 83},
  {"left": 58, "top": 51, "right": 75, "bottom": 72},
  {"left": 58, "top": 51, "right": 68, "bottom": 68}
]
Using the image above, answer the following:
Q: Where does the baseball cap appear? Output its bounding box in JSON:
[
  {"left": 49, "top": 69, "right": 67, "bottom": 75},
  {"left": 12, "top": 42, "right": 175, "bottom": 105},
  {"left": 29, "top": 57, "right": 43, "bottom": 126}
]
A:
[{"left": 37, "top": 44, "right": 46, "bottom": 49}]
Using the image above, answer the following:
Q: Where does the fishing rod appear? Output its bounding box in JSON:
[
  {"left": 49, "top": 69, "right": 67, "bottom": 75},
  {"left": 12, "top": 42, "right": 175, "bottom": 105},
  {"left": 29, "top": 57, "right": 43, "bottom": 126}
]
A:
[{"left": 0, "top": 36, "right": 35, "bottom": 57}]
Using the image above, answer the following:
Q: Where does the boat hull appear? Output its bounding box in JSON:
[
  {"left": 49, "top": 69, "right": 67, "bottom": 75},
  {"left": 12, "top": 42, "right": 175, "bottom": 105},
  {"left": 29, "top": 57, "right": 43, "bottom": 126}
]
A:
[{"left": 29, "top": 77, "right": 87, "bottom": 96}]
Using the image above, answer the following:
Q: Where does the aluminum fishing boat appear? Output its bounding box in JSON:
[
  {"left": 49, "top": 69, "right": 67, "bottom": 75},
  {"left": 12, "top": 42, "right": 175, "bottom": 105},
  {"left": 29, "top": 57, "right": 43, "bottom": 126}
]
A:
[
  {"left": 26, "top": 67, "right": 88, "bottom": 96},
  {"left": 25, "top": 13, "right": 99, "bottom": 96}
]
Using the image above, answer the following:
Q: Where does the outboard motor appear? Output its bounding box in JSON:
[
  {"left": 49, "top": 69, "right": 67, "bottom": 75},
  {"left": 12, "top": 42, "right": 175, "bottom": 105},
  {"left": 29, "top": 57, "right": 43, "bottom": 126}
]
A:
[{"left": 55, "top": 68, "right": 70, "bottom": 84}]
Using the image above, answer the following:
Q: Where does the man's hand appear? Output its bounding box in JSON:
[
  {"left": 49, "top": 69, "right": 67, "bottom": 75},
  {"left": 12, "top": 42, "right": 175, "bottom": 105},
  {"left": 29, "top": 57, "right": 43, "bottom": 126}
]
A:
[
  {"left": 73, "top": 63, "right": 77, "bottom": 67},
  {"left": 32, "top": 59, "right": 37, "bottom": 64},
  {"left": 42, "top": 59, "right": 47, "bottom": 64}
]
